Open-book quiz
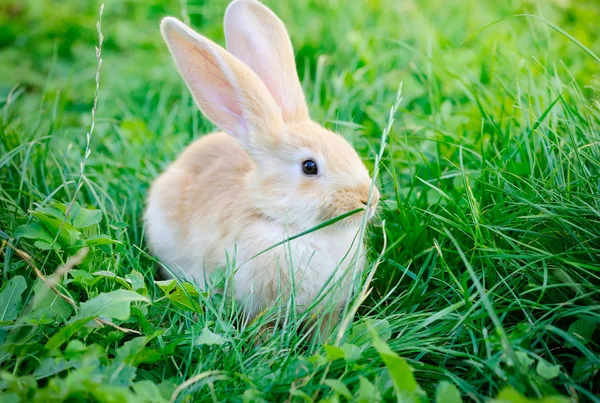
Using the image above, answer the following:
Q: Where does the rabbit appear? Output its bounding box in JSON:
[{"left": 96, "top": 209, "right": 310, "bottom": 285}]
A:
[{"left": 145, "top": 0, "right": 380, "bottom": 327}]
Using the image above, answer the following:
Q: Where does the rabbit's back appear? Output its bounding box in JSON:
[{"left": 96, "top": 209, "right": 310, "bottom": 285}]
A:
[{"left": 145, "top": 131, "right": 253, "bottom": 280}]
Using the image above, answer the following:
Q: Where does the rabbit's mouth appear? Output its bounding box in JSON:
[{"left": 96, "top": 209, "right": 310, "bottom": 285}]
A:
[
  {"left": 366, "top": 205, "right": 377, "bottom": 220},
  {"left": 317, "top": 204, "right": 377, "bottom": 229}
]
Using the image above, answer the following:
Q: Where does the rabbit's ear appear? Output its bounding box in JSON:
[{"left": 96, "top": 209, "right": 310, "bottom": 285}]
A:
[
  {"left": 161, "top": 17, "right": 283, "bottom": 149},
  {"left": 224, "top": 0, "right": 309, "bottom": 123}
]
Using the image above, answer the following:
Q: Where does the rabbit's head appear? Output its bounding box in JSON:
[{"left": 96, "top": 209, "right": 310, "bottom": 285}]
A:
[{"left": 161, "top": 0, "right": 379, "bottom": 232}]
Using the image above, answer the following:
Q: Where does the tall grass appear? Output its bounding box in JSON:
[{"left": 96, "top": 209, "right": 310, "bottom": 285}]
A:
[{"left": 1, "top": 0, "right": 599, "bottom": 401}]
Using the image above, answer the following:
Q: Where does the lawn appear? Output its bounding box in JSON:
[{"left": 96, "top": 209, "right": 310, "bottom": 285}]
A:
[{"left": 1, "top": 0, "right": 599, "bottom": 401}]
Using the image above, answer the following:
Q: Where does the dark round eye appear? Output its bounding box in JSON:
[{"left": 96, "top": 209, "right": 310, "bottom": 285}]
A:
[{"left": 302, "top": 159, "right": 318, "bottom": 176}]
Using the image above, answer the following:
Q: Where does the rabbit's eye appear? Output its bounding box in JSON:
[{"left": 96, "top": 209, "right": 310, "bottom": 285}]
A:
[{"left": 302, "top": 160, "right": 318, "bottom": 176}]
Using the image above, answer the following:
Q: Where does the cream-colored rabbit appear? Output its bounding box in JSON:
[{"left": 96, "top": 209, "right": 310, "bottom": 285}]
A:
[{"left": 145, "top": 0, "right": 380, "bottom": 323}]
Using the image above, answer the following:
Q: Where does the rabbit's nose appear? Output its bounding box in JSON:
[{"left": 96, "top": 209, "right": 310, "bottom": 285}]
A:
[{"left": 361, "top": 186, "right": 380, "bottom": 206}]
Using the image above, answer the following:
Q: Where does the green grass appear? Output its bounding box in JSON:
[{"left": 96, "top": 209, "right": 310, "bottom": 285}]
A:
[{"left": 1, "top": 0, "right": 599, "bottom": 401}]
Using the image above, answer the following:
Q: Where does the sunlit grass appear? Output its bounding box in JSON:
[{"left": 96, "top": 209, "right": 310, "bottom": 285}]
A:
[{"left": 1, "top": 0, "right": 599, "bottom": 401}]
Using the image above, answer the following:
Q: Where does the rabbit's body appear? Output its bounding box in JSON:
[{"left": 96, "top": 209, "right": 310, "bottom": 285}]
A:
[
  {"left": 147, "top": 130, "right": 362, "bottom": 319},
  {"left": 146, "top": 132, "right": 252, "bottom": 276},
  {"left": 146, "top": 0, "right": 379, "bottom": 323}
]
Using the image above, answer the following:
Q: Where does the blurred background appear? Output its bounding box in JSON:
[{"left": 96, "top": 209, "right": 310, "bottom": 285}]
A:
[{"left": 1, "top": 0, "right": 598, "bottom": 135}]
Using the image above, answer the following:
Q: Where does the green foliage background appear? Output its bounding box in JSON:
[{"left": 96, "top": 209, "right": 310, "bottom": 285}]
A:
[{"left": 1, "top": 0, "right": 599, "bottom": 401}]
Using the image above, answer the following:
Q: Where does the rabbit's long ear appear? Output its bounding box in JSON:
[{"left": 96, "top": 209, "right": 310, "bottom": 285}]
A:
[
  {"left": 161, "top": 17, "right": 283, "bottom": 148},
  {"left": 224, "top": 0, "right": 309, "bottom": 122}
]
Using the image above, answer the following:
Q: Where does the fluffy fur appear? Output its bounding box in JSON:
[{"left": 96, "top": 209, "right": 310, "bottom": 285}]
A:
[{"left": 145, "top": 0, "right": 380, "bottom": 321}]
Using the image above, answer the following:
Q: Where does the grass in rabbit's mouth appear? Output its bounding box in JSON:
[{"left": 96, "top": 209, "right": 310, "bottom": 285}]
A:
[{"left": 1, "top": 0, "right": 599, "bottom": 402}]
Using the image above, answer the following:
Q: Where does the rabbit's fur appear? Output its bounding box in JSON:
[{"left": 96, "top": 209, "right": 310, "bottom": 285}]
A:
[{"left": 145, "top": 0, "right": 380, "bottom": 322}]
